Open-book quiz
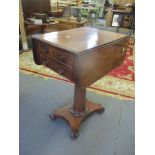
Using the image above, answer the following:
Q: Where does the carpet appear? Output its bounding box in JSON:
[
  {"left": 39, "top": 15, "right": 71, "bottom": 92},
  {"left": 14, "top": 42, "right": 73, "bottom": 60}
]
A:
[{"left": 19, "top": 40, "right": 134, "bottom": 100}]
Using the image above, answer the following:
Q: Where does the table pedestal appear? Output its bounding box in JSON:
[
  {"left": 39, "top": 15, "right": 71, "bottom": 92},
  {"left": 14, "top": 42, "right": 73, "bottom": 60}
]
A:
[{"left": 49, "top": 85, "right": 105, "bottom": 139}]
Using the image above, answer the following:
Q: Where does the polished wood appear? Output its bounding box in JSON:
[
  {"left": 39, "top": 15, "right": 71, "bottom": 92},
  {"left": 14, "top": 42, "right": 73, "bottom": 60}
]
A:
[
  {"left": 47, "top": 10, "right": 63, "bottom": 17},
  {"left": 33, "top": 27, "right": 128, "bottom": 53},
  {"left": 46, "top": 19, "right": 87, "bottom": 31},
  {"left": 21, "top": 0, "right": 51, "bottom": 18},
  {"left": 32, "top": 27, "right": 130, "bottom": 139},
  {"left": 24, "top": 20, "right": 59, "bottom": 34}
]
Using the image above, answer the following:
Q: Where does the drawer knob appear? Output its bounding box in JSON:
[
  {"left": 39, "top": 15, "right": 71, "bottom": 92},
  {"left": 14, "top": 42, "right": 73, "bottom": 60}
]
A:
[
  {"left": 42, "top": 46, "right": 48, "bottom": 54},
  {"left": 121, "top": 47, "right": 126, "bottom": 56},
  {"left": 58, "top": 69, "right": 64, "bottom": 75}
]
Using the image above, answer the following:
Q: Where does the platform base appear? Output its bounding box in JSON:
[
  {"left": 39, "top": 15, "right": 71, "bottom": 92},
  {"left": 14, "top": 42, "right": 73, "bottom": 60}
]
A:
[{"left": 49, "top": 100, "right": 105, "bottom": 139}]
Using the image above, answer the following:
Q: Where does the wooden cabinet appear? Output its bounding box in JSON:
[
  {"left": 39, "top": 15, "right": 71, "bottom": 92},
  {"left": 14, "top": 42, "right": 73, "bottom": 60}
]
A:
[{"left": 22, "top": 0, "right": 51, "bottom": 18}]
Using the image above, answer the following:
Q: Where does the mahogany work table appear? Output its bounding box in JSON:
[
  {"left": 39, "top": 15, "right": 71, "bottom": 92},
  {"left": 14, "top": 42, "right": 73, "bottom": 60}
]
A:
[
  {"left": 24, "top": 20, "right": 59, "bottom": 33},
  {"left": 32, "top": 27, "right": 130, "bottom": 139}
]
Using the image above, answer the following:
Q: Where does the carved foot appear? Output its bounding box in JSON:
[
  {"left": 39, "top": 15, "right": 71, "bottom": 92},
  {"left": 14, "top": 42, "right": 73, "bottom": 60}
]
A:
[
  {"left": 70, "top": 129, "right": 79, "bottom": 139},
  {"left": 96, "top": 107, "right": 105, "bottom": 114},
  {"left": 49, "top": 100, "right": 105, "bottom": 139},
  {"left": 49, "top": 114, "right": 56, "bottom": 120}
]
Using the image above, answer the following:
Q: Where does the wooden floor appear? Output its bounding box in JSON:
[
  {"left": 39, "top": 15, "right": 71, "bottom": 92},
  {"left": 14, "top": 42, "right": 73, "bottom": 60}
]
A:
[{"left": 19, "top": 73, "right": 135, "bottom": 155}]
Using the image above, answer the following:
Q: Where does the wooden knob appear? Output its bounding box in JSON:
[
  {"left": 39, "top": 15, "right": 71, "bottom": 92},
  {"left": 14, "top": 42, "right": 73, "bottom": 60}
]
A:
[{"left": 58, "top": 69, "right": 64, "bottom": 75}]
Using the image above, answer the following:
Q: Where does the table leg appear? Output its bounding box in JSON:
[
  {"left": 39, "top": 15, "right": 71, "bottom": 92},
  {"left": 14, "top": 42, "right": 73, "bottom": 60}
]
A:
[
  {"left": 49, "top": 84, "right": 105, "bottom": 139},
  {"left": 40, "top": 25, "right": 46, "bottom": 33}
]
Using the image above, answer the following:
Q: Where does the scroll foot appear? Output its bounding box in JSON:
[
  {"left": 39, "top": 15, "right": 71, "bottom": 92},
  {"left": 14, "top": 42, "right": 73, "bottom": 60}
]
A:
[
  {"left": 49, "top": 114, "right": 56, "bottom": 120},
  {"left": 70, "top": 129, "right": 79, "bottom": 139}
]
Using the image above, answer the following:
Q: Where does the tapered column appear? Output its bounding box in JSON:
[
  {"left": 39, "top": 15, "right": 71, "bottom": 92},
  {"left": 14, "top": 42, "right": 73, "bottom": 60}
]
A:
[
  {"left": 40, "top": 25, "right": 46, "bottom": 33},
  {"left": 50, "top": 84, "right": 105, "bottom": 139},
  {"left": 72, "top": 84, "right": 87, "bottom": 116}
]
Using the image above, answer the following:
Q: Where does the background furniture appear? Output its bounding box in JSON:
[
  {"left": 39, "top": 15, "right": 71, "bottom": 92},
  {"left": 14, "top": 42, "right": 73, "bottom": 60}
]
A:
[
  {"left": 111, "top": 9, "right": 135, "bottom": 33},
  {"left": 21, "top": 0, "right": 51, "bottom": 36},
  {"left": 56, "top": 18, "right": 87, "bottom": 30},
  {"left": 21, "top": 0, "right": 51, "bottom": 18},
  {"left": 32, "top": 27, "right": 130, "bottom": 139},
  {"left": 44, "top": 18, "right": 87, "bottom": 32},
  {"left": 24, "top": 20, "right": 59, "bottom": 34},
  {"left": 47, "top": 10, "right": 64, "bottom": 17},
  {"left": 105, "top": 0, "right": 135, "bottom": 29}
]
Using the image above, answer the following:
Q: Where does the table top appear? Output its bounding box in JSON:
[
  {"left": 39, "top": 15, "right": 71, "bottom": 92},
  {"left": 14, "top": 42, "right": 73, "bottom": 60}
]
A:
[{"left": 32, "top": 27, "right": 128, "bottom": 54}]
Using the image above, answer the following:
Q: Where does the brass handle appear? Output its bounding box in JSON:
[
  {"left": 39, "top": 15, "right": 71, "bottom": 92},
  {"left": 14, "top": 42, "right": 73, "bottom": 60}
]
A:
[{"left": 121, "top": 47, "right": 126, "bottom": 56}]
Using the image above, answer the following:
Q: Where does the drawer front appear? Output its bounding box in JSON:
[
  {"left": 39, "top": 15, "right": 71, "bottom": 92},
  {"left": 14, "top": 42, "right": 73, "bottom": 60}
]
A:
[
  {"left": 40, "top": 43, "right": 74, "bottom": 68},
  {"left": 40, "top": 55, "right": 72, "bottom": 80}
]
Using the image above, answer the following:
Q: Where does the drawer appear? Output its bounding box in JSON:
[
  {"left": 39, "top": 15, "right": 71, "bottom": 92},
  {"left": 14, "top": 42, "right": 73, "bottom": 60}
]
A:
[
  {"left": 39, "top": 43, "right": 74, "bottom": 68},
  {"left": 40, "top": 55, "right": 72, "bottom": 80}
]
